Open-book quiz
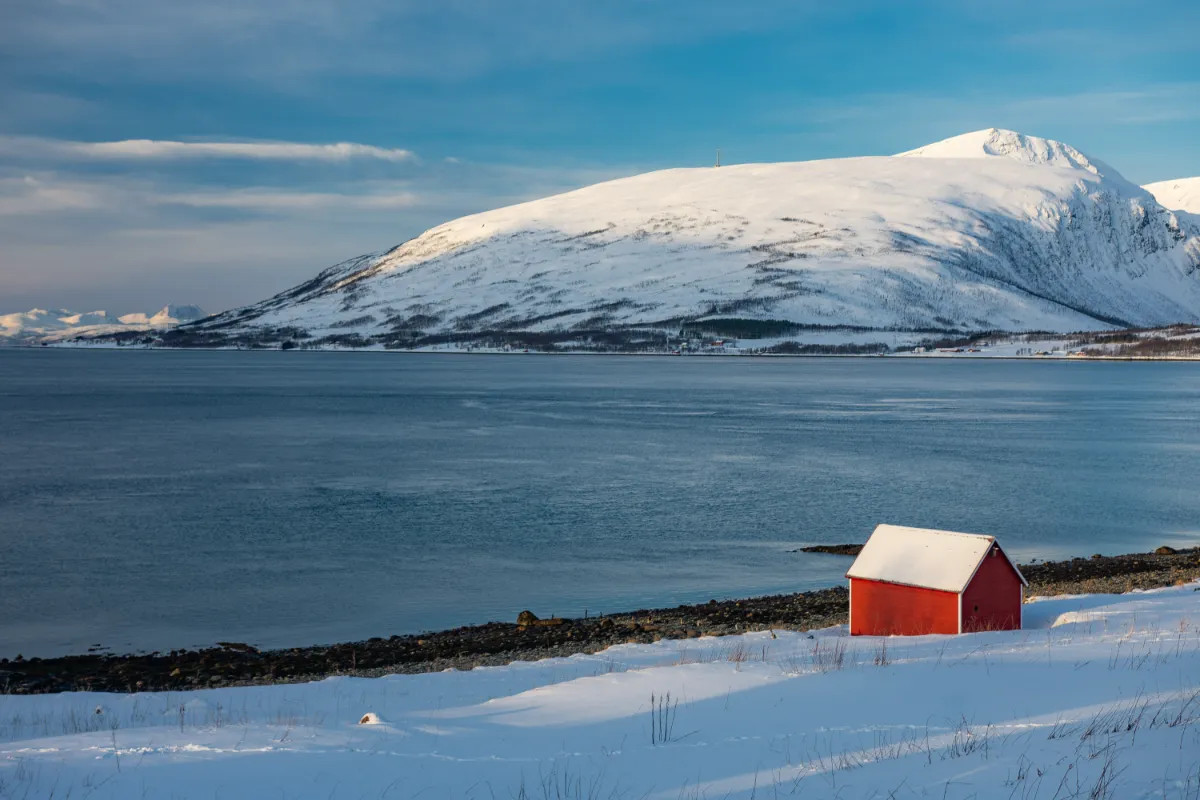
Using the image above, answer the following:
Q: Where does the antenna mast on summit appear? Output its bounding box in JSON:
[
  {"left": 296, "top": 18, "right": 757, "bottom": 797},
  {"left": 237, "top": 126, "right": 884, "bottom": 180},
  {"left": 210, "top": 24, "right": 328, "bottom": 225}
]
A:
[{"left": 715, "top": 148, "right": 721, "bottom": 168}]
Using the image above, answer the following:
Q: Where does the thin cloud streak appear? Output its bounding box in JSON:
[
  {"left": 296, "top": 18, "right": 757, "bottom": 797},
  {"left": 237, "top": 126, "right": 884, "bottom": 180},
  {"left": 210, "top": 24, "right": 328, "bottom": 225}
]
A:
[
  {"left": 161, "top": 188, "right": 421, "bottom": 210},
  {"left": 0, "top": 176, "right": 104, "bottom": 215},
  {"left": 0, "top": 175, "right": 422, "bottom": 215},
  {"left": 0, "top": 136, "right": 416, "bottom": 162}
]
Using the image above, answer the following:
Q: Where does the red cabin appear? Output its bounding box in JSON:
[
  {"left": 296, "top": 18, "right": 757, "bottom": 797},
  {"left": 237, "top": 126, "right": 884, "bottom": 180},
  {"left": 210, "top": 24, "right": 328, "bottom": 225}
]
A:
[{"left": 846, "top": 524, "right": 1027, "bottom": 636}]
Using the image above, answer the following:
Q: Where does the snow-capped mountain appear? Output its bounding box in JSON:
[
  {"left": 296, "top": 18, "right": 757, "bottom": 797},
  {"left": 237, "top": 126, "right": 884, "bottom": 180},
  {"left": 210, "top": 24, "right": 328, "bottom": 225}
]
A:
[
  {"left": 177, "top": 129, "right": 1200, "bottom": 349},
  {"left": 1, "top": 304, "right": 206, "bottom": 345},
  {"left": 896, "top": 128, "right": 1116, "bottom": 176},
  {"left": 1143, "top": 177, "right": 1200, "bottom": 214},
  {"left": 115, "top": 304, "right": 207, "bottom": 327}
]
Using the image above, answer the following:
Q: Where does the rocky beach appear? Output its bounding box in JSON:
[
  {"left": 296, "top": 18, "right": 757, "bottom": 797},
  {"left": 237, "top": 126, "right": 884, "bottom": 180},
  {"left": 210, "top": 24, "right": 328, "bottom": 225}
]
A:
[{"left": 3, "top": 546, "right": 1197, "bottom": 695}]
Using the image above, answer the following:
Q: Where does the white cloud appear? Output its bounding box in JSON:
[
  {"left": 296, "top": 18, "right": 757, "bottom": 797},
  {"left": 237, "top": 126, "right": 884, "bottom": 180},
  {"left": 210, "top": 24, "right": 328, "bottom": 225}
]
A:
[
  {"left": 0, "top": 160, "right": 643, "bottom": 311},
  {"left": 0, "top": 175, "right": 423, "bottom": 217},
  {"left": 0, "top": 176, "right": 106, "bottom": 215},
  {"left": 79, "top": 139, "right": 416, "bottom": 162},
  {"left": 160, "top": 187, "right": 421, "bottom": 209},
  {"left": 0, "top": 136, "right": 415, "bottom": 162}
]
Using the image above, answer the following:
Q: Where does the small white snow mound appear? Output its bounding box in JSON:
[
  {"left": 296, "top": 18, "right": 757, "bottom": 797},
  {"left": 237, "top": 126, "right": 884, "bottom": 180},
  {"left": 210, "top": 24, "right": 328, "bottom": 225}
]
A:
[
  {"left": 1144, "top": 176, "right": 1200, "bottom": 213},
  {"left": 896, "top": 127, "right": 1106, "bottom": 176},
  {"left": 358, "top": 712, "right": 384, "bottom": 725}
]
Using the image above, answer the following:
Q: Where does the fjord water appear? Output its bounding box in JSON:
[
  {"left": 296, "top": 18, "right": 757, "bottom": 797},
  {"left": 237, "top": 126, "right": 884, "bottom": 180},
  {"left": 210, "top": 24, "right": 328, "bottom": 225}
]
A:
[{"left": 2, "top": 350, "right": 1198, "bottom": 657}]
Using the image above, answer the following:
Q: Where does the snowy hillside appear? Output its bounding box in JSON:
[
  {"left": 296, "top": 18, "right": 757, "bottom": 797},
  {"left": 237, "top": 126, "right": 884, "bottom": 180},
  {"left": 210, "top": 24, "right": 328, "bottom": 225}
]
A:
[
  {"left": 1145, "top": 176, "right": 1200, "bottom": 213},
  {"left": 166, "top": 128, "right": 1200, "bottom": 350},
  {"left": 2, "top": 583, "right": 1198, "bottom": 798},
  {"left": 1, "top": 304, "right": 206, "bottom": 345}
]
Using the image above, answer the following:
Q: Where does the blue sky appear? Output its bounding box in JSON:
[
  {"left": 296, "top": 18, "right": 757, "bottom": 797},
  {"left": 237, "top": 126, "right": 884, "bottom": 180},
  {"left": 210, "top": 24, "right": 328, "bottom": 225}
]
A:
[{"left": 2, "top": 0, "right": 1198, "bottom": 313}]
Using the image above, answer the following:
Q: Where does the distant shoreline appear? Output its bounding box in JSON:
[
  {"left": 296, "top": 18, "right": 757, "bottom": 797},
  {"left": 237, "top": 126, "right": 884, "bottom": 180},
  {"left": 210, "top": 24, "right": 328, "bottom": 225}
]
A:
[
  {"left": 11, "top": 344, "right": 1200, "bottom": 362},
  {"left": 4, "top": 546, "right": 1197, "bottom": 695}
]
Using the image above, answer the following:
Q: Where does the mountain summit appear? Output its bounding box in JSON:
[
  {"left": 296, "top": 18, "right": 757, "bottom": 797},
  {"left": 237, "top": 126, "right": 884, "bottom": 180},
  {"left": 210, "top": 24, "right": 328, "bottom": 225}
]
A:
[
  {"left": 117, "top": 305, "right": 208, "bottom": 326},
  {"left": 1143, "top": 177, "right": 1200, "bottom": 214},
  {"left": 896, "top": 128, "right": 1107, "bottom": 175},
  {"left": 168, "top": 130, "right": 1200, "bottom": 350}
]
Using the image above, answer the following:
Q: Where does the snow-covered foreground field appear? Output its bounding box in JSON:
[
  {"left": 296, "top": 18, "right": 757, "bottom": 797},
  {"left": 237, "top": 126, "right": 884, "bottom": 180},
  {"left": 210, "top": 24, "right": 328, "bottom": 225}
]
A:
[{"left": 3, "top": 585, "right": 1199, "bottom": 799}]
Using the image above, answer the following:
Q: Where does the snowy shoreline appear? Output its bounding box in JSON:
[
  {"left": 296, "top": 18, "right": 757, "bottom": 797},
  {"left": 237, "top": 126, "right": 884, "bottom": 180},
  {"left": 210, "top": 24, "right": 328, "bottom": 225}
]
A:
[
  {"left": 22, "top": 341, "right": 1200, "bottom": 361},
  {"left": 6, "top": 546, "right": 1197, "bottom": 696}
]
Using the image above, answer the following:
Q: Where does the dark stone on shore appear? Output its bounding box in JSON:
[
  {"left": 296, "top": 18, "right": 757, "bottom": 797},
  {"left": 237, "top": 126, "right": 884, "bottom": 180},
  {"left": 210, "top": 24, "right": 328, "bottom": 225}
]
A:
[
  {"left": 797, "top": 544, "right": 864, "bottom": 556},
  {"left": 1020, "top": 547, "right": 1200, "bottom": 596},
  {"left": 3, "top": 546, "right": 1197, "bottom": 695}
]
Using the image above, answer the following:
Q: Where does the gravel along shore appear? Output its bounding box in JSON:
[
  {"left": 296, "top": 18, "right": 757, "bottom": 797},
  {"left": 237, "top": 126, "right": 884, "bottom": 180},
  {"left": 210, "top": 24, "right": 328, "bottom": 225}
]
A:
[{"left": 3, "top": 546, "right": 1197, "bottom": 695}]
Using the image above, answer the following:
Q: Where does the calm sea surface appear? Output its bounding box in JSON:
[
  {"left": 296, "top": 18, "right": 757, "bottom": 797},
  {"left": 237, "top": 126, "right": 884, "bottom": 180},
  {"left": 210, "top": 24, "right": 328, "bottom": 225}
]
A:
[{"left": 2, "top": 349, "right": 1199, "bottom": 657}]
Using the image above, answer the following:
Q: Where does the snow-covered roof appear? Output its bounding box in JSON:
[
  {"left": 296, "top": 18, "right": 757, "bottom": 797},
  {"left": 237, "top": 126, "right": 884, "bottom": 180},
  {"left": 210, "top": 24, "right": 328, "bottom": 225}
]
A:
[{"left": 846, "top": 524, "right": 1027, "bottom": 593}]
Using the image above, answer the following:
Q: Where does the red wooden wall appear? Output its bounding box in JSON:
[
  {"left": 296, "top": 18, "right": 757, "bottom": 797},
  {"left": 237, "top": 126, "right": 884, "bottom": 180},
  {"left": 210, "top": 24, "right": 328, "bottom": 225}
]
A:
[
  {"left": 849, "top": 578, "right": 959, "bottom": 636},
  {"left": 961, "top": 548, "right": 1023, "bottom": 632}
]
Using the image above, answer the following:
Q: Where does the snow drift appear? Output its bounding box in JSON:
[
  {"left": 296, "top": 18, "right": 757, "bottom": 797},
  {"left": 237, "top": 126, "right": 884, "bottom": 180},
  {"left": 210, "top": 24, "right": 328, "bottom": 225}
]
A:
[{"left": 183, "top": 129, "right": 1200, "bottom": 347}]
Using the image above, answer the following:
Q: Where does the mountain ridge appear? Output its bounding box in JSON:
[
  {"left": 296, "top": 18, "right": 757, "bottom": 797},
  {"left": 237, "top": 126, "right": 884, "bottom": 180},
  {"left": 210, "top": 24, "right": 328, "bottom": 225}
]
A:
[
  {"left": 91, "top": 129, "right": 1200, "bottom": 350},
  {"left": 1144, "top": 176, "right": 1200, "bottom": 215},
  {"left": 2, "top": 304, "right": 207, "bottom": 345}
]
